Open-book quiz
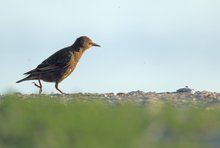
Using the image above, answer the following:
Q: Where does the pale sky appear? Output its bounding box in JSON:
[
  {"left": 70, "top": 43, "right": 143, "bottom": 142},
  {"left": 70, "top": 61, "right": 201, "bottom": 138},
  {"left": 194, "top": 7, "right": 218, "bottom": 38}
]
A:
[{"left": 0, "top": 0, "right": 220, "bottom": 94}]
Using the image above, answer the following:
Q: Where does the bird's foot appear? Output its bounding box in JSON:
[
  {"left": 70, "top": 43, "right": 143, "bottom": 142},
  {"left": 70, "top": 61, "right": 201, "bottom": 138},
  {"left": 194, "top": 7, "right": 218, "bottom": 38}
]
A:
[
  {"left": 60, "top": 92, "right": 68, "bottom": 97},
  {"left": 32, "top": 82, "right": 42, "bottom": 95}
]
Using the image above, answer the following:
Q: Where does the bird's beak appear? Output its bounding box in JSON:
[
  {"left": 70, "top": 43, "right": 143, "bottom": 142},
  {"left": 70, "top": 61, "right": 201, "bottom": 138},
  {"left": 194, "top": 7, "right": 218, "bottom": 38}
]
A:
[{"left": 92, "top": 43, "right": 101, "bottom": 47}]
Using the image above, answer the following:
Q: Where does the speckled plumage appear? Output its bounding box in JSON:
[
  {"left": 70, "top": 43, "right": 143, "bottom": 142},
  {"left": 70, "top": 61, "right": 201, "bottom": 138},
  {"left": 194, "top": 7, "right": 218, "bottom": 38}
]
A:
[{"left": 17, "top": 36, "right": 100, "bottom": 94}]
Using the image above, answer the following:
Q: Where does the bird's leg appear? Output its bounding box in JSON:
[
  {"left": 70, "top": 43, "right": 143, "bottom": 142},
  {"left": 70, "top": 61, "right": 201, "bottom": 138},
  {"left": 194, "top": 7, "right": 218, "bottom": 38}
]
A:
[
  {"left": 32, "top": 80, "right": 42, "bottom": 95},
  {"left": 55, "top": 82, "right": 65, "bottom": 95}
]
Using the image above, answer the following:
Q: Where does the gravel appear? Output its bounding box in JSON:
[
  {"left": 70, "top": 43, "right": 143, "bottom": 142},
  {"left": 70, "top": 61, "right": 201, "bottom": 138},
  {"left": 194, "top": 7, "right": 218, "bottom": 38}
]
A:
[{"left": 3, "top": 90, "right": 220, "bottom": 107}]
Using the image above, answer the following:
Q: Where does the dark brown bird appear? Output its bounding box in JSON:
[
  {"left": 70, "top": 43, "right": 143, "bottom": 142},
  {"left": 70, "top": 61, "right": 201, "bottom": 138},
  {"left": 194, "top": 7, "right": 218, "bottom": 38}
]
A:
[{"left": 16, "top": 36, "right": 100, "bottom": 94}]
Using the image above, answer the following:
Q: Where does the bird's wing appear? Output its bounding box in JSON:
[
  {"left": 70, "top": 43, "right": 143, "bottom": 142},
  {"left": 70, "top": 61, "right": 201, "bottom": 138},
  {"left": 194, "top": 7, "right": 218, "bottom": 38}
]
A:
[{"left": 24, "top": 49, "right": 73, "bottom": 75}]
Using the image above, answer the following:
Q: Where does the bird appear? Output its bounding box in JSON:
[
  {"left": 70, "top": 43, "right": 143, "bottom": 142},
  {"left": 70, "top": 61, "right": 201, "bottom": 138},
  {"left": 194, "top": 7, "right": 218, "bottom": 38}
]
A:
[{"left": 16, "top": 36, "right": 100, "bottom": 95}]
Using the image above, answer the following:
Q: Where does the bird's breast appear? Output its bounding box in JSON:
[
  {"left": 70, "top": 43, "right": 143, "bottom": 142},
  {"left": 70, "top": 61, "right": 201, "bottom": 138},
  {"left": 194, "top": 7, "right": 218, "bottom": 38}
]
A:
[{"left": 61, "top": 50, "right": 85, "bottom": 80}]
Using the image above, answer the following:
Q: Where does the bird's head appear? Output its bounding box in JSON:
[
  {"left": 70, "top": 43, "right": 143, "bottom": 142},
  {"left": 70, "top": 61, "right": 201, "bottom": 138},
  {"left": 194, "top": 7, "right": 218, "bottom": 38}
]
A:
[{"left": 74, "top": 36, "right": 101, "bottom": 50}]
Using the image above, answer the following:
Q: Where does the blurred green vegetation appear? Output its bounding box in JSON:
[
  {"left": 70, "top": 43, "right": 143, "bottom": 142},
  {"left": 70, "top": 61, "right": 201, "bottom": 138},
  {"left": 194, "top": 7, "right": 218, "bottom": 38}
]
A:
[{"left": 0, "top": 95, "right": 220, "bottom": 148}]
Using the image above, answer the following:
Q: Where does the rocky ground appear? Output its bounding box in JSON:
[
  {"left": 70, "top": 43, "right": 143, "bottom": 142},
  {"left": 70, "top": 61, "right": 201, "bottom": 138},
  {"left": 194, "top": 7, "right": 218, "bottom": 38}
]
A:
[
  {"left": 6, "top": 90, "right": 220, "bottom": 108},
  {"left": 103, "top": 90, "right": 220, "bottom": 106}
]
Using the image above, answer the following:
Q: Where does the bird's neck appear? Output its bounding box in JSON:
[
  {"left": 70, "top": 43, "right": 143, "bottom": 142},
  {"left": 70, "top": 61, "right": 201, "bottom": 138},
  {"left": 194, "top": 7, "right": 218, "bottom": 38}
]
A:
[{"left": 69, "top": 46, "right": 86, "bottom": 62}]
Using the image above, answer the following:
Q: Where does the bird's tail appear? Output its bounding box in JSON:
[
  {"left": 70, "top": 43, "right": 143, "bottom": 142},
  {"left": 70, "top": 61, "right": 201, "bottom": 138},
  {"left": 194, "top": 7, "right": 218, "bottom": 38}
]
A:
[{"left": 16, "top": 75, "right": 35, "bottom": 83}]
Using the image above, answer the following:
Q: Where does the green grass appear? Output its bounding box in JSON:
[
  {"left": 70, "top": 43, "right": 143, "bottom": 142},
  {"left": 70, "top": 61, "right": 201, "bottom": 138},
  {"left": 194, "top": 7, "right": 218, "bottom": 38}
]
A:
[{"left": 0, "top": 95, "right": 220, "bottom": 148}]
